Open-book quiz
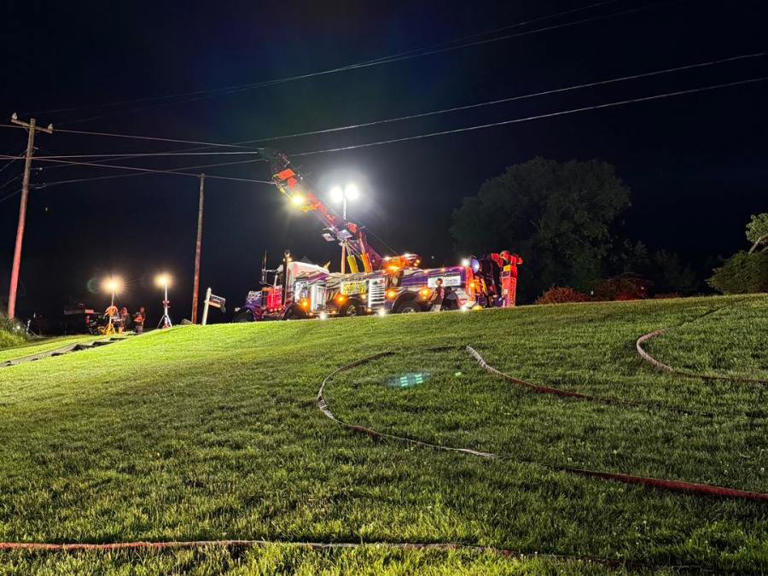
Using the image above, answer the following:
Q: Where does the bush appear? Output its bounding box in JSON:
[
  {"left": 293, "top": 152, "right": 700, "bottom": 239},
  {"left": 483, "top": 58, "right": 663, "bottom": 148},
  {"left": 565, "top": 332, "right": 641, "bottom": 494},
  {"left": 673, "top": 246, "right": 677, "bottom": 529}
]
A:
[
  {"left": 593, "top": 276, "right": 650, "bottom": 301},
  {"left": 535, "top": 286, "right": 589, "bottom": 305},
  {"left": 0, "top": 315, "right": 27, "bottom": 349},
  {"left": 708, "top": 251, "right": 768, "bottom": 294}
]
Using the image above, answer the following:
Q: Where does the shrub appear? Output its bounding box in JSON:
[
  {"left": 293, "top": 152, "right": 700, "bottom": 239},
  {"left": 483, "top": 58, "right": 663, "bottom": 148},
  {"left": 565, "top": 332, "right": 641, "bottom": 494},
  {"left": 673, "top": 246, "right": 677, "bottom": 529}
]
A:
[
  {"left": 0, "top": 315, "right": 27, "bottom": 349},
  {"left": 708, "top": 251, "right": 768, "bottom": 294},
  {"left": 593, "top": 276, "right": 650, "bottom": 301},
  {"left": 535, "top": 286, "right": 590, "bottom": 305}
]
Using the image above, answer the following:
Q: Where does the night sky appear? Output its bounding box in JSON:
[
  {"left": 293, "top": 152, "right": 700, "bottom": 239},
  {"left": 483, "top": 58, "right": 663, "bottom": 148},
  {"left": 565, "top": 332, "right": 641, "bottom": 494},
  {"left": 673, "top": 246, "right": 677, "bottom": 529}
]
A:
[{"left": 1, "top": 0, "right": 766, "bottom": 327}]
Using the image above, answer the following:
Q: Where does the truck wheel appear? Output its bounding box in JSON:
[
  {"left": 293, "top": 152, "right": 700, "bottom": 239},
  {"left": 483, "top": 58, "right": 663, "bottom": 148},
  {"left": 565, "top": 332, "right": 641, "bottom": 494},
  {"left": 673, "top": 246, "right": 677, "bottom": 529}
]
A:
[
  {"left": 394, "top": 299, "right": 422, "bottom": 314},
  {"left": 341, "top": 301, "right": 364, "bottom": 317},
  {"left": 283, "top": 304, "right": 307, "bottom": 320},
  {"left": 233, "top": 309, "right": 254, "bottom": 323}
]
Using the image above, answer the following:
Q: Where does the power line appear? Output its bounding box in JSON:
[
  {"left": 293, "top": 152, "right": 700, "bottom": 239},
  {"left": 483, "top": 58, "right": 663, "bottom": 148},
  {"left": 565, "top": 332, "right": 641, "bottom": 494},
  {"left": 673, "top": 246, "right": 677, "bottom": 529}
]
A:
[
  {"left": 289, "top": 76, "right": 768, "bottom": 157},
  {"left": 54, "top": 128, "right": 257, "bottom": 150},
  {"left": 0, "top": 150, "right": 25, "bottom": 175},
  {"left": 0, "top": 174, "right": 23, "bottom": 204},
  {"left": 0, "top": 155, "right": 274, "bottom": 186},
  {"left": 6, "top": 75, "right": 764, "bottom": 191},
  {"left": 231, "top": 52, "right": 767, "bottom": 145},
  {"left": 34, "top": 0, "right": 661, "bottom": 124},
  {"left": 31, "top": 151, "right": 264, "bottom": 160},
  {"left": 6, "top": 50, "right": 762, "bottom": 161}
]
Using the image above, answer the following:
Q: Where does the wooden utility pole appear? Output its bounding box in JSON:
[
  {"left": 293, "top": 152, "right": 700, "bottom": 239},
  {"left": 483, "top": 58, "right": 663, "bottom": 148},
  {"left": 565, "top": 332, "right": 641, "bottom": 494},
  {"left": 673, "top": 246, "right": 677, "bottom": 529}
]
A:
[
  {"left": 6, "top": 114, "right": 53, "bottom": 319},
  {"left": 191, "top": 173, "right": 205, "bottom": 323}
]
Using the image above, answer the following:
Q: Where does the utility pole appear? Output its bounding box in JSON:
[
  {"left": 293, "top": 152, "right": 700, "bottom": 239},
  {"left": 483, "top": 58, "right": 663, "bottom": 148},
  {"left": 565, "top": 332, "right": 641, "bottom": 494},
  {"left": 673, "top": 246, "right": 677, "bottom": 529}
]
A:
[
  {"left": 6, "top": 114, "right": 53, "bottom": 319},
  {"left": 191, "top": 173, "right": 205, "bottom": 323}
]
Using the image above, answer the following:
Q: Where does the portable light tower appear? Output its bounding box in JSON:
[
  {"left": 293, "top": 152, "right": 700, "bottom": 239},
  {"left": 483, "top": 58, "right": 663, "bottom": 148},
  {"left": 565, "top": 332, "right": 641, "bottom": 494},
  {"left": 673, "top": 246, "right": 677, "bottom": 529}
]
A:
[{"left": 155, "top": 273, "right": 172, "bottom": 329}]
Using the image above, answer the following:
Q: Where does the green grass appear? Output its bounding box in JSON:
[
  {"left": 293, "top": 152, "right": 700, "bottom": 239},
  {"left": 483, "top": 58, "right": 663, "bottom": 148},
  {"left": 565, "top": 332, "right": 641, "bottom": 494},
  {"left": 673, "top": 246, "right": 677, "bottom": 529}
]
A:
[
  {"left": 0, "top": 545, "right": 657, "bottom": 575},
  {"left": 0, "top": 325, "right": 27, "bottom": 350},
  {"left": 0, "top": 295, "right": 766, "bottom": 574}
]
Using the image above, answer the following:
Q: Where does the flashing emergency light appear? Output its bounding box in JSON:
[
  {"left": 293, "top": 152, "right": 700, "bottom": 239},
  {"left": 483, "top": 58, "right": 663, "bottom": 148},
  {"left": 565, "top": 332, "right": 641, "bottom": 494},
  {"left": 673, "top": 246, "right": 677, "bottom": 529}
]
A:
[
  {"left": 419, "top": 287, "right": 431, "bottom": 299},
  {"left": 291, "top": 194, "right": 305, "bottom": 206},
  {"left": 385, "top": 289, "right": 397, "bottom": 300},
  {"left": 461, "top": 258, "right": 470, "bottom": 267},
  {"left": 299, "top": 298, "right": 310, "bottom": 310},
  {"left": 335, "top": 294, "right": 347, "bottom": 304}
]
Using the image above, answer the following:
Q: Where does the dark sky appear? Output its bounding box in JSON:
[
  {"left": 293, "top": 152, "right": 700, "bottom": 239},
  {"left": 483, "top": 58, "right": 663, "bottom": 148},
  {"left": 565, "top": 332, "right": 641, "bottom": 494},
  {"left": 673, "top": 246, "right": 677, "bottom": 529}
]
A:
[{"left": 1, "top": 0, "right": 766, "bottom": 325}]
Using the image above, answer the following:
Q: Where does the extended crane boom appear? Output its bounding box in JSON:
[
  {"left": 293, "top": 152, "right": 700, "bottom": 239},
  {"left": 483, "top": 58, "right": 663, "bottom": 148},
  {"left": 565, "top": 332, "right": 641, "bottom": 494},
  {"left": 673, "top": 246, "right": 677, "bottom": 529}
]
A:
[{"left": 266, "top": 150, "right": 387, "bottom": 273}]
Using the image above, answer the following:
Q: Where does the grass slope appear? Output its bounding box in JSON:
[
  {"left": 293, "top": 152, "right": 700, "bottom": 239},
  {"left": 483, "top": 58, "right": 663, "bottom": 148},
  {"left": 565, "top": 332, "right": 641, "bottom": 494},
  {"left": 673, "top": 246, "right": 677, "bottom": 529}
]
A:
[{"left": 0, "top": 295, "right": 766, "bottom": 574}]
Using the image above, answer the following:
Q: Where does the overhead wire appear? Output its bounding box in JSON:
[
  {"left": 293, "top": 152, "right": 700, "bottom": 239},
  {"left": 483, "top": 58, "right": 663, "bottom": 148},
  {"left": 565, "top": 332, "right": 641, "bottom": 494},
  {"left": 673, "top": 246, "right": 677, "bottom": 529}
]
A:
[
  {"left": 5, "top": 50, "right": 763, "bottom": 161},
  {"left": 0, "top": 174, "right": 23, "bottom": 204},
  {"left": 203, "top": 52, "right": 768, "bottom": 146},
  {"left": 0, "top": 150, "right": 26, "bottom": 175},
  {"left": 29, "top": 0, "right": 639, "bottom": 121},
  {"left": 0, "top": 155, "right": 274, "bottom": 186},
  {"left": 289, "top": 76, "right": 768, "bottom": 157},
  {"left": 23, "top": 74, "right": 768, "bottom": 190}
]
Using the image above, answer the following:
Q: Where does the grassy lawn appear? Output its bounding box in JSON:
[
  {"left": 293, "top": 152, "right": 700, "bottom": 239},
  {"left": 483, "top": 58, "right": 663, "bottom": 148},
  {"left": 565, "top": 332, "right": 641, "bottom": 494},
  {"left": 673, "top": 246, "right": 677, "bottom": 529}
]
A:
[{"left": 0, "top": 295, "right": 766, "bottom": 574}]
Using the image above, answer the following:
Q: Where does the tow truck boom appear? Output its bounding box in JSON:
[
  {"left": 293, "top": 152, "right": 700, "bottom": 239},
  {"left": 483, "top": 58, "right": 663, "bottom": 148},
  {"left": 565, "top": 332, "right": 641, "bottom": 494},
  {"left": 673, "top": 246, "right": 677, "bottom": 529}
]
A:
[{"left": 266, "top": 150, "right": 386, "bottom": 273}]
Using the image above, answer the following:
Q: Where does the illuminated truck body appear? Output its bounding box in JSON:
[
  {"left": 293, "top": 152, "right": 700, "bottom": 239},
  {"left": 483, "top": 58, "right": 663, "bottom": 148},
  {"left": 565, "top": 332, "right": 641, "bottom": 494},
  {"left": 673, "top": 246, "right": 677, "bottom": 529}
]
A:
[{"left": 234, "top": 252, "right": 521, "bottom": 321}]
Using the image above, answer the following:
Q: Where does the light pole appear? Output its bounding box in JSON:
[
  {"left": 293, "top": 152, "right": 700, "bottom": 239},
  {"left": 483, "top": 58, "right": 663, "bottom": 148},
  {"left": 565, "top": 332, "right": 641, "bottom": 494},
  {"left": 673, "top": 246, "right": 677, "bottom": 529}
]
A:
[
  {"left": 155, "top": 273, "right": 172, "bottom": 329},
  {"left": 330, "top": 183, "right": 359, "bottom": 274},
  {"left": 102, "top": 277, "right": 122, "bottom": 334},
  {"left": 103, "top": 277, "right": 122, "bottom": 308}
]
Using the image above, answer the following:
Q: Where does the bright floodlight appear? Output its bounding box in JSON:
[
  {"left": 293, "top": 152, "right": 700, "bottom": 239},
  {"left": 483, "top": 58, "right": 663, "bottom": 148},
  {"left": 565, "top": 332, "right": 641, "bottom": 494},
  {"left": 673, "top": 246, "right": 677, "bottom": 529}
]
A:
[
  {"left": 344, "top": 183, "right": 360, "bottom": 200},
  {"left": 154, "top": 273, "right": 171, "bottom": 288},
  {"left": 330, "top": 185, "right": 344, "bottom": 203},
  {"left": 461, "top": 258, "right": 470, "bottom": 267},
  {"left": 291, "top": 194, "right": 305, "bottom": 206},
  {"left": 103, "top": 277, "right": 123, "bottom": 294}
]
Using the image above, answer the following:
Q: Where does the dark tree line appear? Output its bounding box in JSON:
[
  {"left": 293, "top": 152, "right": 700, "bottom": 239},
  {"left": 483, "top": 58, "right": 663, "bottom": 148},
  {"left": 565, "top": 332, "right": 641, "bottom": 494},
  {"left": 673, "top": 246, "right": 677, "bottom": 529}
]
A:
[{"left": 451, "top": 158, "right": 699, "bottom": 302}]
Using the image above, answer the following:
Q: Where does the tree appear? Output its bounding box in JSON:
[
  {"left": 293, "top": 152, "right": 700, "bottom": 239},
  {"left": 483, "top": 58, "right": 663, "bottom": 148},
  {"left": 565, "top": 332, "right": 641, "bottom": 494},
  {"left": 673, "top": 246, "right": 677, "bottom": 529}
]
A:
[
  {"left": 708, "top": 251, "right": 768, "bottom": 294},
  {"left": 451, "top": 158, "right": 630, "bottom": 301},
  {"left": 708, "top": 214, "right": 768, "bottom": 294},
  {"left": 746, "top": 213, "right": 768, "bottom": 253}
]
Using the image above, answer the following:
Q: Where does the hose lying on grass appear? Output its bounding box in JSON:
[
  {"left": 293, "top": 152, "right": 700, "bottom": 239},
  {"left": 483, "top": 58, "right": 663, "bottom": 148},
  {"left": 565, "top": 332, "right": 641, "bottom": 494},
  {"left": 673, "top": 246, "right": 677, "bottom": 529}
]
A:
[
  {"left": 318, "top": 349, "right": 768, "bottom": 503},
  {"left": 636, "top": 329, "right": 768, "bottom": 385}
]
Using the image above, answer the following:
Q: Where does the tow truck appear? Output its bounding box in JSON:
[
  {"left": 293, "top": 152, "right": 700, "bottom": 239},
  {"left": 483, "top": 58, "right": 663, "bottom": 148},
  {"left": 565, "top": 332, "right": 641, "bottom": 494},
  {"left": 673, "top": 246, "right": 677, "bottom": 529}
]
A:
[{"left": 233, "top": 150, "right": 522, "bottom": 321}]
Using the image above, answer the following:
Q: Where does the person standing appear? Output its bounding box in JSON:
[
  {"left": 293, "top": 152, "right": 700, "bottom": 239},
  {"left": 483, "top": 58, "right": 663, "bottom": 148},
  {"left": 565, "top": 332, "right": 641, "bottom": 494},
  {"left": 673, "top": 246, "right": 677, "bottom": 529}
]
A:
[
  {"left": 430, "top": 278, "right": 446, "bottom": 311},
  {"left": 133, "top": 306, "right": 146, "bottom": 334}
]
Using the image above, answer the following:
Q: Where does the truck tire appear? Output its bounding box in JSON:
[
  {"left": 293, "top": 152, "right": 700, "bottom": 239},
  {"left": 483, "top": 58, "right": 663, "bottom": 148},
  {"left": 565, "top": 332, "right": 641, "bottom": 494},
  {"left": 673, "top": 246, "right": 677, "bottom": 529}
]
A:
[
  {"left": 394, "top": 297, "right": 423, "bottom": 314},
  {"left": 341, "top": 300, "right": 364, "bottom": 317},
  {"left": 283, "top": 305, "right": 306, "bottom": 320},
  {"left": 233, "top": 309, "right": 254, "bottom": 323}
]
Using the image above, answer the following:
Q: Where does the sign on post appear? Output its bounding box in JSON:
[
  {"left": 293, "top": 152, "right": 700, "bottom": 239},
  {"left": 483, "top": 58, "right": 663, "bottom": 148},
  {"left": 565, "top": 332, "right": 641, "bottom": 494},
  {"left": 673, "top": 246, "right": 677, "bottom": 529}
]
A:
[{"left": 202, "top": 287, "right": 226, "bottom": 325}]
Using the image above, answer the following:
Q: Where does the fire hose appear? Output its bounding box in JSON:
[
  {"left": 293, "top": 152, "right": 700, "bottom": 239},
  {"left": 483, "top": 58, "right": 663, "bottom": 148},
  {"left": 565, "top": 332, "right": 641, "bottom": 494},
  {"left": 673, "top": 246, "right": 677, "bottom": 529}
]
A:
[{"left": 317, "top": 348, "right": 768, "bottom": 503}]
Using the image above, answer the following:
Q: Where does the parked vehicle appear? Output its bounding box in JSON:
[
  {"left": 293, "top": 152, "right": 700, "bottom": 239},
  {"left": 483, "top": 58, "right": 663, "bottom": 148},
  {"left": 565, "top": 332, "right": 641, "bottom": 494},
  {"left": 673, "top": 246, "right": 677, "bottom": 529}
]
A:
[{"left": 233, "top": 150, "right": 522, "bottom": 322}]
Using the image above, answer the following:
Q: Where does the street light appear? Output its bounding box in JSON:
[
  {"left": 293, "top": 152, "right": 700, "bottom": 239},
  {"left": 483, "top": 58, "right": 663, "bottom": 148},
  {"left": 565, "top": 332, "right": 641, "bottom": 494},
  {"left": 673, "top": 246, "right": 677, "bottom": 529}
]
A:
[
  {"left": 330, "top": 183, "right": 360, "bottom": 273},
  {"left": 155, "top": 273, "right": 172, "bottom": 329}
]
